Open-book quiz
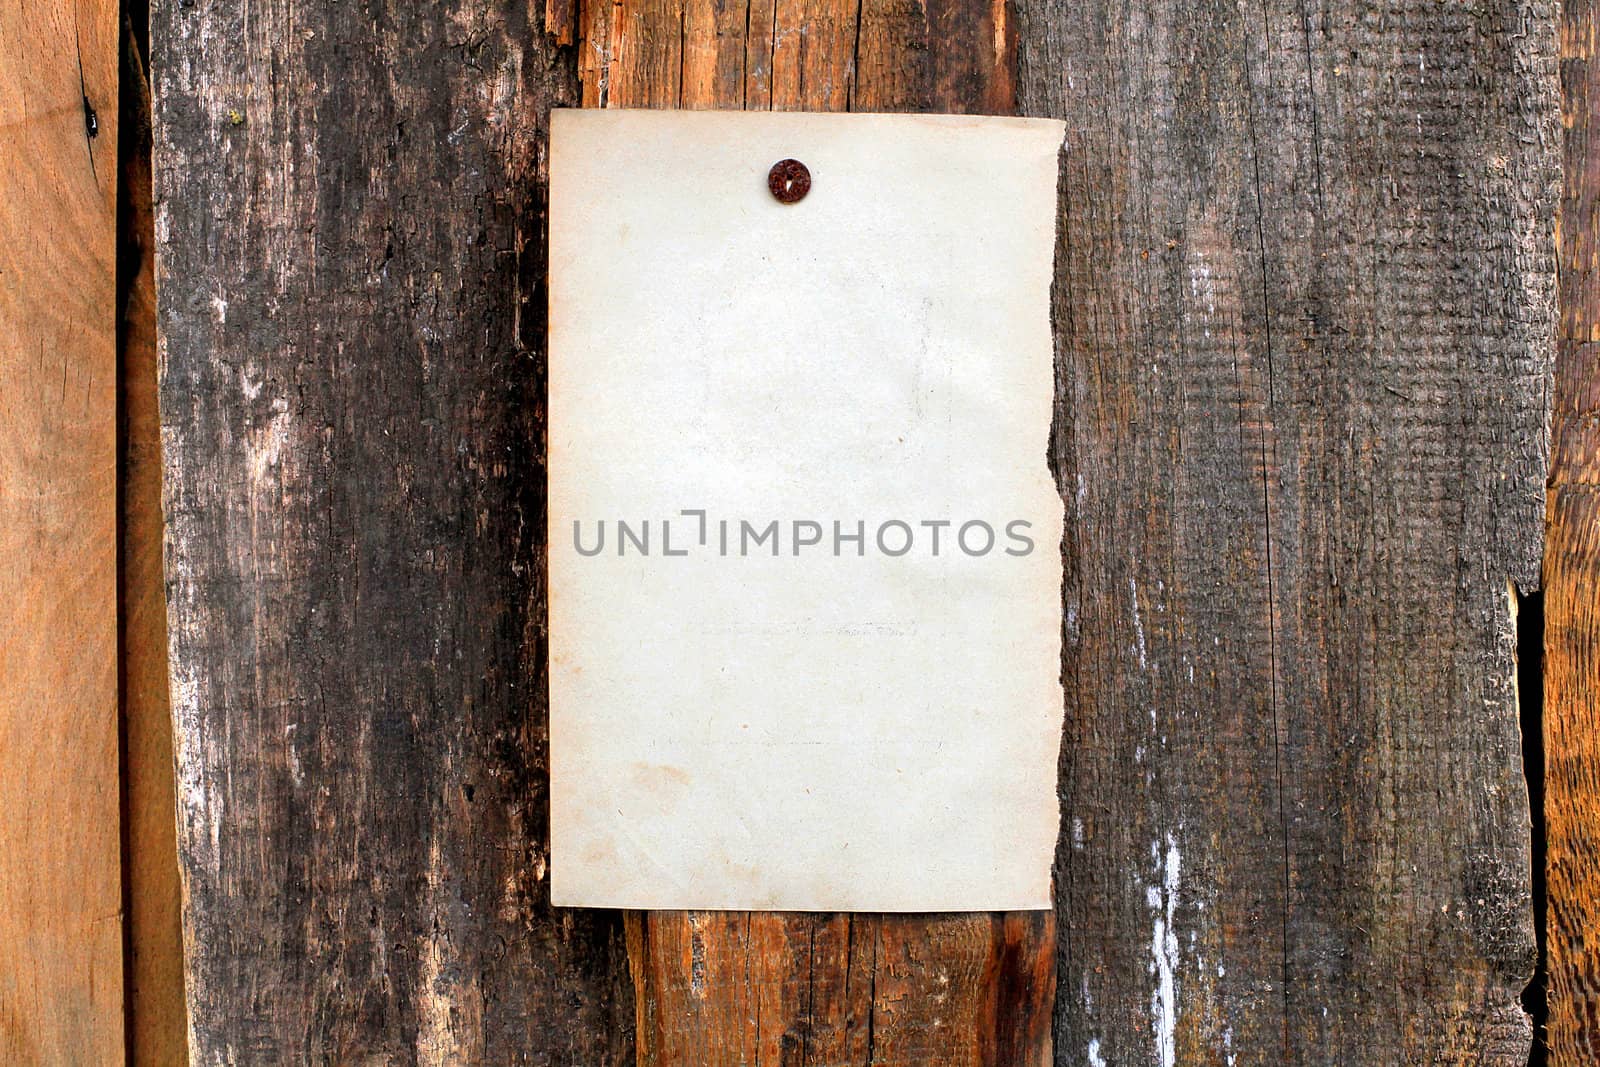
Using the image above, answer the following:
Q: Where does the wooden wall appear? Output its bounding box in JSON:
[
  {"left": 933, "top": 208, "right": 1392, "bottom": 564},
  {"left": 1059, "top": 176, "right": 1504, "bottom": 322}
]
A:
[{"left": 6, "top": 0, "right": 1593, "bottom": 1063}]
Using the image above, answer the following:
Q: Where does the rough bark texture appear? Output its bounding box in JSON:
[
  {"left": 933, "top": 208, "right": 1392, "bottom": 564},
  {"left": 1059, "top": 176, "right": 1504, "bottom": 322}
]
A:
[
  {"left": 576, "top": 0, "right": 1058, "bottom": 1061},
  {"left": 0, "top": 0, "right": 124, "bottom": 1061},
  {"left": 1017, "top": 0, "right": 1557, "bottom": 1063},
  {"left": 151, "top": 4, "right": 633, "bottom": 1062},
  {"left": 119, "top": 9, "right": 190, "bottom": 1062},
  {"left": 1548, "top": 1, "right": 1600, "bottom": 1060}
]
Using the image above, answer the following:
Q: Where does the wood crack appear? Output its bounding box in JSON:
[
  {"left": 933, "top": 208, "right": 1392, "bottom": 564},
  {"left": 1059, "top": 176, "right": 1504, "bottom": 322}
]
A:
[{"left": 1241, "top": 32, "right": 1293, "bottom": 1063}]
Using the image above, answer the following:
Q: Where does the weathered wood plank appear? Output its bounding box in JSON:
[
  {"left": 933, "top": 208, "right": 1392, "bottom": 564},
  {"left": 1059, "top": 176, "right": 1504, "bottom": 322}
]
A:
[
  {"left": 0, "top": 0, "right": 124, "bottom": 1061},
  {"left": 150, "top": 4, "right": 633, "bottom": 1061},
  {"left": 1548, "top": 0, "right": 1600, "bottom": 1059},
  {"left": 1017, "top": 0, "right": 1556, "bottom": 1062},
  {"left": 583, "top": 0, "right": 1056, "bottom": 1062},
  {"left": 629, "top": 912, "right": 1053, "bottom": 1066},
  {"left": 118, "top": 8, "right": 189, "bottom": 1061},
  {"left": 149, "top": 0, "right": 1561, "bottom": 1060}
]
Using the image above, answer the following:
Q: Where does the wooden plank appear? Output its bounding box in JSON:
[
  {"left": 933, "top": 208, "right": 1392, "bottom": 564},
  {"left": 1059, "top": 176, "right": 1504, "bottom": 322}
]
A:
[
  {"left": 0, "top": 0, "right": 124, "bottom": 1062},
  {"left": 581, "top": 1, "right": 1056, "bottom": 1063},
  {"left": 118, "top": 9, "right": 189, "bottom": 1062},
  {"left": 1548, "top": 0, "right": 1600, "bottom": 1059},
  {"left": 149, "top": 3, "right": 634, "bottom": 1061},
  {"left": 1017, "top": 0, "right": 1556, "bottom": 1062},
  {"left": 628, "top": 912, "right": 1053, "bottom": 1066}
]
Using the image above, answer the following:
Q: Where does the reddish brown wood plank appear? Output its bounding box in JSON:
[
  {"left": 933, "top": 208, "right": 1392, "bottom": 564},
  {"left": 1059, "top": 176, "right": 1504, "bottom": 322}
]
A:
[
  {"left": 1549, "top": 2, "right": 1600, "bottom": 1060},
  {"left": 118, "top": 11, "right": 189, "bottom": 1061},
  {"left": 0, "top": 0, "right": 124, "bottom": 1061},
  {"left": 629, "top": 912, "right": 1053, "bottom": 1066},
  {"left": 580, "top": 0, "right": 1055, "bottom": 1062}
]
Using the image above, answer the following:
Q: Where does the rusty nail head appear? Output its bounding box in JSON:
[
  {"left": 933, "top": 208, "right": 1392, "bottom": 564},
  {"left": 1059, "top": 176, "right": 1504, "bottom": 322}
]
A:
[{"left": 768, "top": 159, "right": 811, "bottom": 204}]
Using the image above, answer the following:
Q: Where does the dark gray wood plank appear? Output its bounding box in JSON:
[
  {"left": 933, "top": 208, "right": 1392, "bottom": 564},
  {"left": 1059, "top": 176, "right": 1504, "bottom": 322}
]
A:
[
  {"left": 1017, "top": 0, "right": 1557, "bottom": 1061},
  {"left": 151, "top": 4, "right": 633, "bottom": 1061}
]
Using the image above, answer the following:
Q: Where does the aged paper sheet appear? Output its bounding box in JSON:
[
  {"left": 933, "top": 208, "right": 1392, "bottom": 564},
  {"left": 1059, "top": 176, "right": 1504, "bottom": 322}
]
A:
[{"left": 549, "top": 110, "right": 1064, "bottom": 911}]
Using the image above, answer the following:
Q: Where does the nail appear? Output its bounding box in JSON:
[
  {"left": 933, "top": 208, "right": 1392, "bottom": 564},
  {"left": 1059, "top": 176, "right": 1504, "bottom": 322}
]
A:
[{"left": 767, "top": 159, "right": 811, "bottom": 204}]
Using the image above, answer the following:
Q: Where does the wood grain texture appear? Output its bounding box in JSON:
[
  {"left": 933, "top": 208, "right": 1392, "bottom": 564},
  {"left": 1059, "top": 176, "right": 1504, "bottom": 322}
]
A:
[
  {"left": 578, "top": 0, "right": 1011, "bottom": 111},
  {"left": 1017, "top": 0, "right": 1557, "bottom": 1063},
  {"left": 0, "top": 0, "right": 124, "bottom": 1062},
  {"left": 581, "top": 0, "right": 1056, "bottom": 1062},
  {"left": 1549, "top": 0, "right": 1600, "bottom": 1059},
  {"left": 150, "top": 4, "right": 633, "bottom": 1062},
  {"left": 628, "top": 912, "right": 1053, "bottom": 1066},
  {"left": 148, "top": 0, "right": 1562, "bottom": 1061},
  {"left": 118, "top": 9, "right": 189, "bottom": 1062}
]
